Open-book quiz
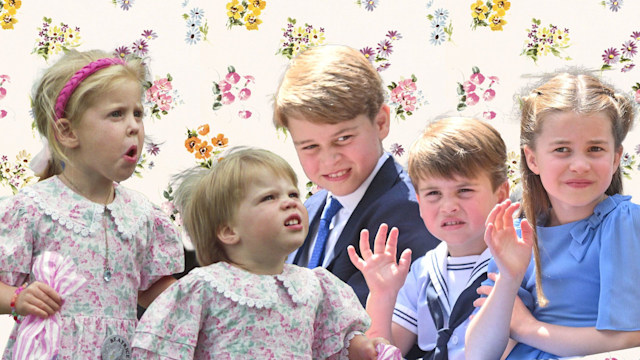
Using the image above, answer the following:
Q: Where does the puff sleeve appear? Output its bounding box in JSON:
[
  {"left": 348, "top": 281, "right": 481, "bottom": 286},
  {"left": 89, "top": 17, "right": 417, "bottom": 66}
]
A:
[{"left": 0, "top": 194, "right": 38, "bottom": 286}]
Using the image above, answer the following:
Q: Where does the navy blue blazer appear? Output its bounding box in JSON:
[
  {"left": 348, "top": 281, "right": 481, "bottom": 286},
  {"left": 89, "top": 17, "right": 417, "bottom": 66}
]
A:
[{"left": 293, "top": 157, "right": 439, "bottom": 306}]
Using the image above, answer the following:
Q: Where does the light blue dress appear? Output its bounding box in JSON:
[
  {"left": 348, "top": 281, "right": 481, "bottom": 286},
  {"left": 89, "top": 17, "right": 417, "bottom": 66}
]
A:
[{"left": 485, "top": 194, "right": 640, "bottom": 359}]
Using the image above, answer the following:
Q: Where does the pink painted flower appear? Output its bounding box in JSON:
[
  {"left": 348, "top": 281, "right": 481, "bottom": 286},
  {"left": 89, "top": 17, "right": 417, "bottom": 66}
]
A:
[
  {"left": 225, "top": 72, "right": 241, "bottom": 85},
  {"left": 157, "top": 93, "right": 173, "bottom": 111},
  {"left": 145, "top": 86, "right": 159, "bottom": 101},
  {"left": 470, "top": 72, "right": 485, "bottom": 85},
  {"left": 243, "top": 75, "right": 255, "bottom": 84},
  {"left": 154, "top": 78, "right": 172, "bottom": 92},
  {"left": 0, "top": 110, "right": 6, "bottom": 118},
  {"left": 462, "top": 80, "right": 476, "bottom": 93},
  {"left": 239, "top": 110, "right": 252, "bottom": 119},
  {"left": 483, "top": 88, "right": 496, "bottom": 101},
  {"left": 466, "top": 92, "right": 480, "bottom": 106},
  {"left": 488, "top": 76, "right": 500, "bottom": 86},
  {"left": 238, "top": 88, "right": 251, "bottom": 100},
  {"left": 635, "top": 89, "right": 640, "bottom": 104},
  {"left": 390, "top": 87, "right": 404, "bottom": 103},
  {"left": 483, "top": 111, "right": 497, "bottom": 120},
  {"left": 218, "top": 80, "right": 232, "bottom": 93},
  {"left": 398, "top": 78, "right": 416, "bottom": 92},
  {"left": 402, "top": 94, "right": 417, "bottom": 112},
  {"left": 0, "top": 87, "right": 6, "bottom": 100},
  {"left": 221, "top": 92, "right": 236, "bottom": 105}
]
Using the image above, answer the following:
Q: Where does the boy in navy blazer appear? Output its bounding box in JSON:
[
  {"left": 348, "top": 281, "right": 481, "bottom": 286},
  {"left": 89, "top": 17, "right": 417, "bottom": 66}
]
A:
[{"left": 273, "top": 44, "right": 439, "bottom": 305}]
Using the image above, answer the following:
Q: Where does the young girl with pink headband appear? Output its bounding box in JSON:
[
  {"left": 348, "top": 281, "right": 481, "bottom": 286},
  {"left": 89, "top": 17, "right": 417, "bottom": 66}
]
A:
[{"left": 0, "top": 49, "right": 184, "bottom": 359}]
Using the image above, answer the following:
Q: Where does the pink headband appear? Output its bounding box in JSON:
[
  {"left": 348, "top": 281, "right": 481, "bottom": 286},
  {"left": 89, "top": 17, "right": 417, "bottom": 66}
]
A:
[{"left": 54, "top": 57, "right": 126, "bottom": 120}]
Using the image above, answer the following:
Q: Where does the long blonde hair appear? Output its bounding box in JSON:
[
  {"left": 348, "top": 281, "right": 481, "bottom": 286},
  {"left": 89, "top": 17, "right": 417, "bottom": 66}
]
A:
[{"left": 520, "top": 72, "right": 634, "bottom": 306}]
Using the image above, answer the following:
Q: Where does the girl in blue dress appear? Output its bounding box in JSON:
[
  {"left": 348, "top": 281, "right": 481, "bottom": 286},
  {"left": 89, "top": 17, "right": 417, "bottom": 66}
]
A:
[{"left": 466, "top": 72, "right": 640, "bottom": 359}]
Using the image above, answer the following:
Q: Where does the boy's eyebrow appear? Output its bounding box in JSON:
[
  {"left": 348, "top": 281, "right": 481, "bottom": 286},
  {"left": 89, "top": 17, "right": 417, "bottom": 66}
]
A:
[
  {"left": 549, "top": 139, "right": 609, "bottom": 145},
  {"left": 292, "top": 125, "right": 359, "bottom": 146}
]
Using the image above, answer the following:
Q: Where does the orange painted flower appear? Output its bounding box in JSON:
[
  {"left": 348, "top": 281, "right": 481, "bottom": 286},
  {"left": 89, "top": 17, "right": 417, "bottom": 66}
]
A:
[
  {"left": 212, "top": 133, "right": 229, "bottom": 147},
  {"left": 185, "top": 136, "right": 201, "bottom": 153},
  {"left": 194, "top": 141, "right": 213, "bottom": 159},
  {"left": 197, "top": 124, "right": 210, "bottom": 136}
]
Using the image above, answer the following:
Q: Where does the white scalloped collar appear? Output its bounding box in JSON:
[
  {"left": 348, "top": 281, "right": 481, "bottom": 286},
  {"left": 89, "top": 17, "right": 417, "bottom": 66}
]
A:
[
  {"left": 21, "top": 176, "right": 151, "bottom": 241},
  {"left": 192, "top": 262, "right": 317, "bottom": 309}
]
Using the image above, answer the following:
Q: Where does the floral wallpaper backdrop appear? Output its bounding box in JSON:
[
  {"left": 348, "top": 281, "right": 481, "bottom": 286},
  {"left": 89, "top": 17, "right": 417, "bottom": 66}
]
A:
[{"left": 1, "top": 0, "right": 640, "bottom": 352}]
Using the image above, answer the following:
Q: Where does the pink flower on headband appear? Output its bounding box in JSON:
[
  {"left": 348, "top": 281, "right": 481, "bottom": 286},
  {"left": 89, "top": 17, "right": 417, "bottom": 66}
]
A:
[{"left": 54, "top": 58, "right": 126, "bottom": 120}]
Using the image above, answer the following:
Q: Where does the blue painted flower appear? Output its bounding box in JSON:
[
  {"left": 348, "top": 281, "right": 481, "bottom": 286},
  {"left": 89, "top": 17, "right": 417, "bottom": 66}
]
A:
[
  {"left": 430, "top": 28, "right": 445, "bottom": 45},
  {"left": 190, "top": 8, "right": 205, "bottom": 20},
  {"left": 364, "top": 0, "right": 378, "bottom": 11},
  {"left": 434, "top": 8, "right": 449, "bottom": 20},
  {"left": 185, "top": 28, "right": 202, "bottom": 45},
  {"left": 431, "top": 18, "right": 445, "bottom": 30}
]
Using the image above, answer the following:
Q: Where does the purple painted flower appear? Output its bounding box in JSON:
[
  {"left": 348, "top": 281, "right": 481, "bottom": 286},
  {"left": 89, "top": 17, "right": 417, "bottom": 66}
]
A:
[
  {"left": 377, "top": 40, "right": 393, "bottom": 57},
  {"left": 132, "top": 39, "right": 149, "bottom": 56},
  {"left": 621, "top": 63, "right": 635, "bottom": 72},
  {"left": 466, "top": 92, "right": 480, "bottom": 106},
  {"left": 607, "top": 0, "right": 622, "bottom": 12},
  {"left": 483, "top": 89, "right": 496, "bottom": 101},
  {"left": 470, "top": 72, "right": 485, "bottom": 85},
  {"left": 141, "top": 30, "right": 158, "bottom": 40},
  {"left": 376, "top": 63, "right": 391, "bottom": 72},
  {"left": 635, "top": 143, "right": 640, "bottom": 154},
  {"left": 360, "top": 47, "right": 375, "bottom": 61},
  {"left": 225, "top": 72, "right": 241, "bottom": 85},
  {"left": 238, "top": 88, "right": 251, "bottom": 100},
  {"left": 632, "top": 31, "right": 640, "bottom": 42},
  {"left": 602, "top": 47, "right": 620, "bottom": 64},
  {"left": 114, "top": 46, "right": 131, "bottom": 59},
  {"left": 221, "top": 92, "right": 235, "bottom": 105},
  {"left": 364, "top": 0, "right": 378, "bottom": 11},
  {"left": 621, "top": 40, "right": 637, "bottom": 58},
  {"left": 390, "top": 143, "right": 405, "bottom": 157},
  {"left": 117, "top": 0, "right": 134, "bottom": 11},
  {"left": 483, "top": 111, "right": 497, "bottom": 120},
  {"left": 239, "top": 110, "right": 252, "bottom": 119},
  {"left": 146, "top": 142, "right": 161, "bottom": 156},
  {"left": 386, "top": 31, "right": 402, "bottom": 41}
]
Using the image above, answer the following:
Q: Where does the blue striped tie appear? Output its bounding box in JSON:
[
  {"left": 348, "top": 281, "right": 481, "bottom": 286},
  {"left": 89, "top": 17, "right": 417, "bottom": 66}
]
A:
[{"left": 308, "top": 197, "right": 342, "bottom": 268}]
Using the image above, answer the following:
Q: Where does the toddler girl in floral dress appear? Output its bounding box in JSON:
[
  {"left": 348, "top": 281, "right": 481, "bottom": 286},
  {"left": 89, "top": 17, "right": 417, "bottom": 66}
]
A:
[
  {"left": 0, "top": 49, "right": 183, "bottom": 359},
  {"left": 132, "top": 147, "right": 398, "bottom": 359}
]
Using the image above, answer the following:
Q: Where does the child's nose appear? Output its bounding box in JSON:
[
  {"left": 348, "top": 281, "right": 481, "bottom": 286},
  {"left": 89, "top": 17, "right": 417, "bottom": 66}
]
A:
[
  {"left": 127, "top": 116, "right": 141, "bottom": 135},
  {"left": 440, "top": 197, "right": 459, "bottom": 213},
  {"left": 320, "top": 148, "right": 341, "bottom": 166},
  {"left": 569, "top": 155, "right": 590, "bottom": 173}
]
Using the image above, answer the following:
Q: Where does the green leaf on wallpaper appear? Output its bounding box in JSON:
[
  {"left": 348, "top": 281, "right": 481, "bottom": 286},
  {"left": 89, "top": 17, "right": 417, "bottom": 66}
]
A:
[
  {"left": 182, "top": 13, "right": 189, "bottom": 20},
  {"left": 213, "top": 83, "right": 220, "bottom": 94},
  {"left": 288, "top": 17, "right": 297, "bottom": 25},
  {"left": 411, "top": 74, "right": 418, "bottom": 82},
  {"left": 167, "top": 74, "right": 173, "bottom": 82},
  {"left": 43, "top": 16, "right": 52, "bottom": 23},
  {"left": 620, "top": 57, "right": 632, "bottom": 63},
  {"left": 227, "top": 66, "right": 236, "bottom": 73},
  {"left": 457, "top": 84, "right": 465, "bottom": 95},
  {"left": 601, "top": 64, "right": 613, "bottom": 71},
  {"left": 532, "top": 18, "right": 541, "bottom": 26},
  {"left": 457, "top": 102, "right": 466, "bottom": 111},
  {"left": 212, "top": 102, "right": 222, "bottom": 111},
  {"left": 472, "top": 66, "right": 480, "bottom": 74}
]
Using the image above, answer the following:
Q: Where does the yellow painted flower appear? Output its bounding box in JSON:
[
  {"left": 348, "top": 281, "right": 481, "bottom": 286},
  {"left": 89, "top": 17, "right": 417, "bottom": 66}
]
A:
[
  {"left": 65, "top": 27, "right": 81, "bottom": 44},
  {"left": 4, "top": 0, "right": 22, "bottom": 10},
  {"left": 244, "top": 12, "right": 262, "bottom": 30},
  {"left": 471, "top": 0, "right": 488, "bottom": 20},
  {"left": 538, "top": 27, "right": 551, "bottom": 41},
  {"left": 2, "top": 5, "right": 16, "bottom": 15},
  {"left": 553, "top": 29, "right": 570, "bottom": 46},
  {"left": 1, "top": 13, "right": 17, "bottom": 29},
  {"left": 226, "top": 0, "right": 244, "bottom": 20},
  {"left": 291, "top": 43, "right": 304, "bottom": 57},
  {"left": 48, "top": 42, "right": 62, "bottom": 54},
  {"left": 292, "top": 26, "right": 306, "bottom": 42},
  {"left": 15, "top": 150, "right": 31, "bottom": 167},
  {"left": 248, "top": 0, "right": 266, "bottom": 15},
  {"left": 48, "top": 25, "right": 63, "bottom": 39},
  {"left": 489, "top": 14, "right": 507, "bottom": 31},
  {"left": 308, "top": 28, "right": 325, "bottom": 45},
  {"left": 492, "top": 0, "right": 510, "bottom": 12},
  {"left": 537, "top": 44, "right": 550, "bottom": 57}
]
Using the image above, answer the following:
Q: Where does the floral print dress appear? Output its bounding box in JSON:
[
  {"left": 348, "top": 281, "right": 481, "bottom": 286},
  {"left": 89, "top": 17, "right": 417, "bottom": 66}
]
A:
[
  {"left": 0, "top": 176, "right": 184, "bottom": 359},
  {"left": 132, "top": 262, "right": 371, "bottom": 359}
]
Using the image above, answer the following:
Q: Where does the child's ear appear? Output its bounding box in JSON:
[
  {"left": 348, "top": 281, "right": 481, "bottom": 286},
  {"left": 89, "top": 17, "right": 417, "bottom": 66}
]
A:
[
  {"left": 374, "top": 104, "right": 390, "bottom": 140},
  {"left": 523, "top": 146, "right": 540, "bottom": 175},
  {"left": 55, "top": 118, "right": 79, "bottom": 149},
  {"left": 496, "top": 180, "right": 510, "bottom": 203},
  {"left": 217, "top": 224, "right": 240, "bottom": 245}
]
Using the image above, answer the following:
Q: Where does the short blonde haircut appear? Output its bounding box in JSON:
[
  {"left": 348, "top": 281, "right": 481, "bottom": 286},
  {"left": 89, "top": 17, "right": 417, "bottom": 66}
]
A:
[
  {"left": 408, "top": 117, "right": 508, "bottom": 191},
  {"left": 32, "top": 49, "right": 147, "bottom": 179},
  {"left": 173, "top": 147, "right": 299, "bottom": 266},
  {"left": 273, "top": 44, "right": 384, "bottom": 128},
  {"left": 520, "top": 72, "right": 635, "bottom": 306}
]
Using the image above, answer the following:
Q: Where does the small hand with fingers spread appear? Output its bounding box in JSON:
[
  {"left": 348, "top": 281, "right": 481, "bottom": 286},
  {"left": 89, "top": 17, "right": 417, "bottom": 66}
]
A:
[
  {"left": 347, "top": 223, "right": 412, "bottom": 295},
  {"left": 15, "top": 281, "right": 62, "bottom": 318},
  {"left": 484, "top": 200, "right": 534, "bottom": 282}
]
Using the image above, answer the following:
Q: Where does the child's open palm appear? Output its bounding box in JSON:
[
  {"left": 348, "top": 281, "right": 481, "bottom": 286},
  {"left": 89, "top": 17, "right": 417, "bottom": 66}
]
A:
[
  {"left": 347, "top": 223, "right": 412, "bottom": 295},
  {"left": 484, "top": 200, "right": 534, "bottom": 282}
]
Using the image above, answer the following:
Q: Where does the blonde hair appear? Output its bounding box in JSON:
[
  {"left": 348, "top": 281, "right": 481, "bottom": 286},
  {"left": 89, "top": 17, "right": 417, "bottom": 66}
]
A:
[
  {"left": 273, "top": 44, "right": 384, "bottom": 128},
  {"left": 408, "top": 117, "right": 508, "bottom": 191},
  {"left": 520, "top": 72, "right": 635, "bottom": 306},
  {"left": 32, "top": 49, "right": 147, "bottom": 179},
  {"left": 173, "top": 147, "right": 299, "bottom": 266}
]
